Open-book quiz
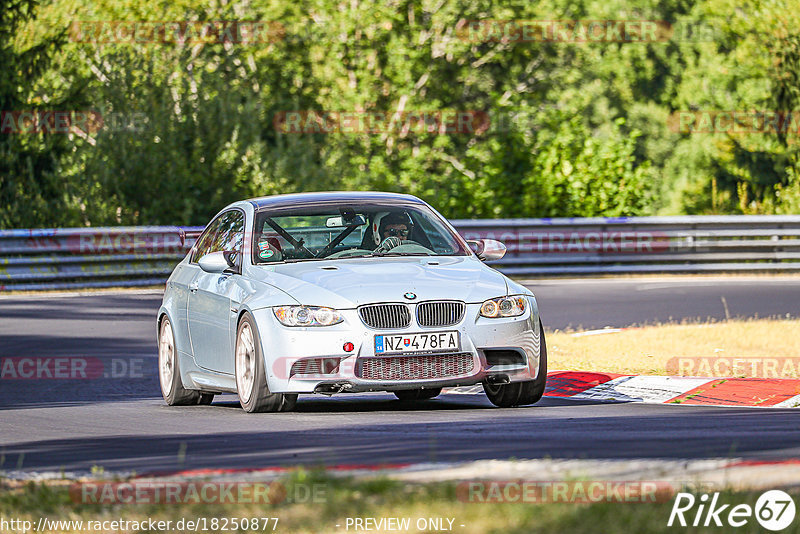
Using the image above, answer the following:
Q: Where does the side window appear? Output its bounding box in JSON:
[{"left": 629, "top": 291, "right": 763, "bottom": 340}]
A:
[
  {"left": 212, "top": 211, "right": 245, "bottom": 255},
  {"left": 191, "top": 216, "right": 225, "bottom": 263},
  {"left": 190, "top": 210, "right": 245, "bottom": 263}
]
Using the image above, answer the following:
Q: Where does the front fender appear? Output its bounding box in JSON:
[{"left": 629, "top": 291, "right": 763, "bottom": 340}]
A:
[
  {"left": 506, "top": 276, "right": 535, "bottom": 298},
  {"left": 236, "top": 278, "right": 300, "bottom": 312}
]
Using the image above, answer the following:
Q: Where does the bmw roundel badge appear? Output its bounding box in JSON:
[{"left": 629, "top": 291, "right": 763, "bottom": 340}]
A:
[{"left": 404, "top": 292, "right": 417, "bottom": 300}]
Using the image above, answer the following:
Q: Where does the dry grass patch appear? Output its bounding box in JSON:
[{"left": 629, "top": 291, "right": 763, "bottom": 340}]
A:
[{"left": 547, "top": 319, "right": 800, "bottom": 376}]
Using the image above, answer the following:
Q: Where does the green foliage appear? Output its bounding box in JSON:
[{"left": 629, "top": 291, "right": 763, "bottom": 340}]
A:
[
  {"left": 522, "top": 117, "right": 653, "bottom": 217},
  {"left": 667, "top": 0, "right": 800, "bottom": 214},
  {"left": 1, "top": 0, "right": 798, "bottom": 228},
  {"left": 0, "top": 0, "right": 84, "bottom": 227}
]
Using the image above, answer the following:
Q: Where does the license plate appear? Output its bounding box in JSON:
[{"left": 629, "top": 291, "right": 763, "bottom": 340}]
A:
[{"left": 374, "top": 331, "right": 460, "bottom": 355}]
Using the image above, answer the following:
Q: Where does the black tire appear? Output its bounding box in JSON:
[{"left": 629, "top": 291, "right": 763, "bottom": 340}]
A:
[
  {"left": 197, "top": 393, "right": 215, "bottom": 405},
  {"left": 394, "top": 388, "right": 442, "bottom": 401},
  {"left": 158, "top": 316, "right": 200, "bottom": 406},
  {"left": 484, "top": 319, "right": 548, "bottom": 408},
  {"left": 235, "top": 312, "right": 298, "bottom": 413}
]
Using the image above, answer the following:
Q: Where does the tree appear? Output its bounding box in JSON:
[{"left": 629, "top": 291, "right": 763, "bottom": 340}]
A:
[{"left": 0, "top": 0, "right": 85, "bottom": 228}]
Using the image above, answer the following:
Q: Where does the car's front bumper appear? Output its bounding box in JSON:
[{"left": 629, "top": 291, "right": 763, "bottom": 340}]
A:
[{"left": 252, "top": 297, "right": 542, "bottom": 394}]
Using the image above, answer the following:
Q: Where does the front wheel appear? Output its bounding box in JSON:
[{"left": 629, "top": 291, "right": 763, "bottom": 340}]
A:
[
  {"left": 484, "top": 319, "right": 548, "bottom": 408},
  {"left": 158, "top": 316, "right": 200, "bottom": 406},
  {"left": 235, "top": 313, "right": 298, "bottom": 413},
  {"left": 394, "top": 388, "right": 442, "bottom": 401}
]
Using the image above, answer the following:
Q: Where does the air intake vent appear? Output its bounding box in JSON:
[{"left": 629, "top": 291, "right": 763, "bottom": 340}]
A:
[
  {"left": 416, "top": 301, "right": 465, "bottom": 327},
  {"left": 358, "top": 304, "right": 411, "bottom": 329},
  {"left": 290, "top": 358, "right": 341, "bottom": 377},
  {"left": 483, "top": 349, "right": 526, "bottom": 366},
  {"left": 357, "top": 353, "right": 474, "bottom": 380}
]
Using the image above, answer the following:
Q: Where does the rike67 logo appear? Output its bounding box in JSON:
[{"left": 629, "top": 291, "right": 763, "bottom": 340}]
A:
[{"left": 668, "top": 490, "right": 796, "bottom": 531}]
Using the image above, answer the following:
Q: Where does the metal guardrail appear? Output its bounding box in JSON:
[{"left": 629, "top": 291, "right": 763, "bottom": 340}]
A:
[
  {"left": 454, "top": 215, "right": 800, "bottom": 276},
  {"left": 0, "top": 226, "right": 203, "bottom": 292},
  {"left": 1, "top": 216, "right": 800, "bottom": 291}
]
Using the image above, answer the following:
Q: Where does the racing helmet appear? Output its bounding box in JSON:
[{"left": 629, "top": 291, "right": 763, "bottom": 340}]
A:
[{"left": 372, "top": 211, "right": 414, "bottom": 246}]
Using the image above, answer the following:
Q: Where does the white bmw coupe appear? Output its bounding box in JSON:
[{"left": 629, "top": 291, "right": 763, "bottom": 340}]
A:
[{"left": 157, "top": 192, "right": 546, "bottom": 412}]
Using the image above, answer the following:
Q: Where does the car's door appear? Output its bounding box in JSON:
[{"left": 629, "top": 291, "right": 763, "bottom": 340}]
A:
[
  {"left": 165, "top": 262, "right": 197, "bottom": 356},
  {"left": 187, "top": 209, "right": 245, "bottom": 374}
]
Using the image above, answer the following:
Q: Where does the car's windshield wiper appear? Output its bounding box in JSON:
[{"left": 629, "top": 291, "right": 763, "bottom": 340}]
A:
[
  {"left": 268, "top": 252, "right": 434, "bottom": 263},
  {"left": 279, "top": 257, "right": 326, "bottom": 263},
  {"left": 373, "top": 252, "right": 432, "bottom": 257},
  {"left": 327, "top": 253, "right": 375, "bottom": 259}
]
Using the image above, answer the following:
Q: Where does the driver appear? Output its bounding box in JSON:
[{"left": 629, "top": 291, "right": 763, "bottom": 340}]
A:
[{"left": 373, "top": 212, "right": 414, "bottom": 253}]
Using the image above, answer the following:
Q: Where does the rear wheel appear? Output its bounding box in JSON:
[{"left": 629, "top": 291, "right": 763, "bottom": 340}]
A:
[
  {"left": 484, "top": 320, "right": 548, "bottom": 408},
  {"left": 235, "top": 313, "right": 298, "bottom": 413},
  {"left": 158, "top": 317, "right": 200, "bottom": 406},
  {"left": 394, "top": 388, "right": 442, "bottom": 401}
]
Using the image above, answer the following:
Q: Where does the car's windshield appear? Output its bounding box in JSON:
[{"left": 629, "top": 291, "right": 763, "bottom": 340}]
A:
[{"left": 251, "top": 202, "right": 468, "bottom": 264}]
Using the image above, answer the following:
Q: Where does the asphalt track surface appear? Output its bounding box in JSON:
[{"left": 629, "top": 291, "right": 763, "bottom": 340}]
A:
[{"left": 1, "top": 276, "right": 799, "bottom": 474}]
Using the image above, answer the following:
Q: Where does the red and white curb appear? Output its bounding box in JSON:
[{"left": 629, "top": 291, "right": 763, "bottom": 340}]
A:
[{"left": 447, "top": 371, "right": 800, "bottom": 407}]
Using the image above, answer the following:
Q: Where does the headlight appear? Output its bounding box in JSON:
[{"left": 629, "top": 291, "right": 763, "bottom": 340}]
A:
[
  {"left": 480, "top": 296, "right": 527, "bottom": 318},
  {"left": 273, "top": 306, "right": 343, "bottom": 326}
]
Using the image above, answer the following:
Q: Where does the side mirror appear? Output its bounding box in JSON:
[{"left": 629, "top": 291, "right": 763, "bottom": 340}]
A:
[
  {"left": 467, "top": 239, "right": 506, "bottom": 261},
  {"left": 198, "top": 251, "right": 238, "bottom": 274}
]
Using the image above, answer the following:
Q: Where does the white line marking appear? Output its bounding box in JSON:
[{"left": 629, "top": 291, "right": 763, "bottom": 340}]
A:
[
  {"left": 570, "top": 328, "right": 623, "bottom": 337},
  {"left": 573, "top": 376, "right": 716, "bottom": 403}
]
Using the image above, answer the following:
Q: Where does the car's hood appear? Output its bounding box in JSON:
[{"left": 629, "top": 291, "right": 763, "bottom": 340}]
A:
[{"left": 247, "top": 256, "right": 509, "bottom": 308}]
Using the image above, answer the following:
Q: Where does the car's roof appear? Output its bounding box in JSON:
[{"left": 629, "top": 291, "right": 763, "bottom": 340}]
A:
[{"left": 246, "top": 191, "right": 426, "bottom": 211}]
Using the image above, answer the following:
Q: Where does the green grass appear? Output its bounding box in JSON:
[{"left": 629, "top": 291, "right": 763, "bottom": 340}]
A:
[{"left": 2, "top": 470, "right": 800, "bottom": 533}]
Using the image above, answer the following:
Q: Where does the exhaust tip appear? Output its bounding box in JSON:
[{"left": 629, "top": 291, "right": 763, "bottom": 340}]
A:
[
  {"left": 314, "top": 382, "right": 354, "bottom": 395},
  {"left": 485, "top": 374, "right": 510, "bottom": 385}
]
